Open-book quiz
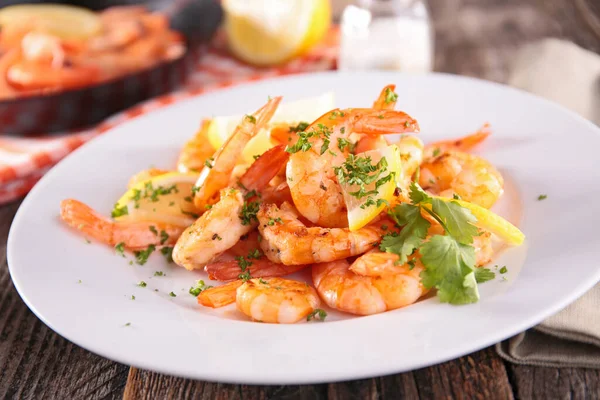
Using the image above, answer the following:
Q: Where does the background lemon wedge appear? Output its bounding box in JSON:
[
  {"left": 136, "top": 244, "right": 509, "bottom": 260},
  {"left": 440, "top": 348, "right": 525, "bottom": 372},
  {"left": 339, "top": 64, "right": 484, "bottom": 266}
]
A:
[
  {"left": 114, "top": 172, "right": 199, "bottom": 227},
  {"left": 340, "top": 145, "right": 402, "bottom": 231},
  {"left": 207, "top": 92, "right": 335, "bottom": 164},
  {"left": 0, "top": 4, "right": 102, "bottom": 40},
  {"left": 223, "top": 0, "right": 331, "bottom": 66}
]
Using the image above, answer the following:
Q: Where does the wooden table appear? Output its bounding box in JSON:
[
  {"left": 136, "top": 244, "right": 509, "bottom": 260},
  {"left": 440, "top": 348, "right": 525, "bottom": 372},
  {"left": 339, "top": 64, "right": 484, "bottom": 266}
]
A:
[{"left": 1, "top": 1, "right": 599, "bottom": 398}]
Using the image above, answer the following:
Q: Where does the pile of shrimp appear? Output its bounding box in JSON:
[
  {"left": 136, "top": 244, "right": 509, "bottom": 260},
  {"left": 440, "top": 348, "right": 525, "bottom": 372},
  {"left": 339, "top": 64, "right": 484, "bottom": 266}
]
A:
[
  {"left": 0, "top": 6, "right": 185, "bottom": 99},
  {"left": 60, "top": 84, "right": 504, "bottom": 324}
]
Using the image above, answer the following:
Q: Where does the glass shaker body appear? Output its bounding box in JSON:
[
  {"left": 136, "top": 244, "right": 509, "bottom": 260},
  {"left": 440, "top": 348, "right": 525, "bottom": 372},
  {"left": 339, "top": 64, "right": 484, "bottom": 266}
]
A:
[{"left": 338, "top": 0, "right": 433, "bottom": 73}]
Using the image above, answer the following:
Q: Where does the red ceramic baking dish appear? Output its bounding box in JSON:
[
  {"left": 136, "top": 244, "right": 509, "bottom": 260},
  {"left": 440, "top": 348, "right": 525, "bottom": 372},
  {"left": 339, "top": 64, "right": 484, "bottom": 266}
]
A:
[{"left": 0, "top": 0, "right": 222, "bottom": 135}]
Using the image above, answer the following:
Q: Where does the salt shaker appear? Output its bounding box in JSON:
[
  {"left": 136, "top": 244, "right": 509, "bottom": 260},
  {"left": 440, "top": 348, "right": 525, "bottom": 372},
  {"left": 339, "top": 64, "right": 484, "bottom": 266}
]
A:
[{"left": 338, "top": 0, "right": 433, "bottom": 73}]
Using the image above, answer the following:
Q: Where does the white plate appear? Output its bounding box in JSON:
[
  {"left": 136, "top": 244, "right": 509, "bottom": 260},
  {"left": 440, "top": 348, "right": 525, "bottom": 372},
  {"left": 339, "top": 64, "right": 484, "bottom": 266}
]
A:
[{"left": 8, "top": 72, "right": 600, "bottom": 384}]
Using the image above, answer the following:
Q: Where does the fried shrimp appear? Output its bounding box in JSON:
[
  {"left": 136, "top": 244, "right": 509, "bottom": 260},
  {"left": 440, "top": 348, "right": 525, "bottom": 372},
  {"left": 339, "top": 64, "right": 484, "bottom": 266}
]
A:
[
  {"left": 60, "top": 199, "right": 183, "bottom": 250},
  {"left": 193, "top": 96, "right": 281, "bottom": 210},
  {"left": 287, "top": 107, "right": 419, "bottom": 228},
  {"left": 257, "top": 202, "right": 388, "bottom": 265},
  {"left": 236, "top": 277, "right": 320, "bottom": 323},
  {"left": 312, "top": 259, "right": 426, "bottom": 315},
  {"left": 419, "top": 150, "right": 504, "bottom": 209}
]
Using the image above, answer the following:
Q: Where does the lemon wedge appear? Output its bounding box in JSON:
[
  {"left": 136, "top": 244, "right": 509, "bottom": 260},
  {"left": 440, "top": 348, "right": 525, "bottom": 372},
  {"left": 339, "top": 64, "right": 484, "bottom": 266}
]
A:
[
  {"left": 340, "top": 145, "right": 402, "bottom": 231},
  {"left": 114, "top": 172, "right": 199, "bottom": 227},
  {"left": 207, "top": 92, "right": 335, "bottom": 163},
  {"left": 223, "top": 0, "right": 330, "bottom": 66},
  {"left": 434, "top": 196, "right": 525, "bottom": 246},
  {"left": 0, "top": 4, "right": 102, "bottom": 40}
]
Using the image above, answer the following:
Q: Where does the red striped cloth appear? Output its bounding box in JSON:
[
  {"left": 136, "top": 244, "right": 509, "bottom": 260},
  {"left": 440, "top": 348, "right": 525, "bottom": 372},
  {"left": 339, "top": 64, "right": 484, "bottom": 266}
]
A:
[{"left": 0, "top": 29, "right": 339, "bottom": 204}]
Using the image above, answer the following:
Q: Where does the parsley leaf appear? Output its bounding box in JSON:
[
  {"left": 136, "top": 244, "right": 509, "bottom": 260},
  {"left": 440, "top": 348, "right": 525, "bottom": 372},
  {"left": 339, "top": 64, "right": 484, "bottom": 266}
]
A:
[
  {"left": 430, "top": 198, "right": 478, "bottom": 244},
  {"left": 134, "top": 245, "right": 155, "bottom": 265},
  {"left": 189, "top": 280, "right": 212, "bottom": 296},
  {"left": 384, "top": 87, "right": 398, "bottom": 104},
  {"left": 420, "top": 235, "right": 479, "bottom": 304},
  {"left": 160, "top": 246, "right": 173, "bottom": 263},
  {"left": 475, "top": 268, "right": 496, "bottom": 283},
  {"left": 114, "top": 242, "right": 126, "bottom": 257},
  {"left": 307, "top": 308, "right": 327, "bottom": 321},
  {"left": 380, "top": 203, "right": 430, "bottom": 263},
  {"left": 111, "top": 204, "right": 128, "bottom": 218},
  {"left": 239, "top": 201, "right": 260, "bottom": 225}
]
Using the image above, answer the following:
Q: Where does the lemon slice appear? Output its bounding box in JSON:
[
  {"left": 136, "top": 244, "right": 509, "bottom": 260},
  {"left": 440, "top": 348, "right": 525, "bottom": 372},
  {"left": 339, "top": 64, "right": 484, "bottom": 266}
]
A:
[
  {"left": 207, "top": 92, "right": 335, "bottom": 163},
  {"left": 223, "top": 0, "right": 330, "bottom": 66},
  {"left": 340, "top": 145, "right": 402, "bottom": 231},
  {"left": 0, "top": 4, "right": 102, "bottom": 40},
  {"left": 114, "top": 172, "right": 199, "bottom": 227},
  {"left": 434, "top": 196, "right": 525, "bottom": 246}
]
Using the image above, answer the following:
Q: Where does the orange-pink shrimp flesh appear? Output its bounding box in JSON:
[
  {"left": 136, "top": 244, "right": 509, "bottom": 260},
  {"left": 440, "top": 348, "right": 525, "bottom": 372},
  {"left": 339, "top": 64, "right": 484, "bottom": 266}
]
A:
[
  {"left": 312, "top": 259, "right": 427, "bottom": 315},
  {"left": 257, "top": 202, "right": 389, "bottom": 265}
]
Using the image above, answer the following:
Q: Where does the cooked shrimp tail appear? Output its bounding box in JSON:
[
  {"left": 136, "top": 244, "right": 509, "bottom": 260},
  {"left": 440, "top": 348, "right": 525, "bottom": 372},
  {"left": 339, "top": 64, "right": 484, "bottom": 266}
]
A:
[
  {"left": 238, "top": 144, "right": 290, "bottom": 192},
  {"left": 372, "top": 84, "right": 397, "bottom": 110},
  {"left": 60, "top": 199, "right": 183, "bottom": 250},
  {"left": 425, "top": 123, "right": 491, "bottom": 159},
  {"left": 193, "top": 96, "right": 282, "bottom": 209},
  {"left": 197, "top": 280, "right": 243, "bottom": 308},
  {"left": 177, "top": 119, "right": 216, "bottom": 173}
]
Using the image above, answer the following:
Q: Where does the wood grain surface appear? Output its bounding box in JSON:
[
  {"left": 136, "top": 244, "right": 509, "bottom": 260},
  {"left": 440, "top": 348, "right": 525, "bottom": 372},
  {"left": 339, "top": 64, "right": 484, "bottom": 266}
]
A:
[{"left": 1, "top": 0, "right": 599, "bottom": 399}]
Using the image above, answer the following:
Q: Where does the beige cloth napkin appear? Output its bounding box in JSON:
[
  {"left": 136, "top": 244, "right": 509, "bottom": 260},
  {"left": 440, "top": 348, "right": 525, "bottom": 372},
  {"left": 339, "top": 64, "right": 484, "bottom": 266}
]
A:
[{"left": 496, "top": 38, "right": 600, "bottom": 368}]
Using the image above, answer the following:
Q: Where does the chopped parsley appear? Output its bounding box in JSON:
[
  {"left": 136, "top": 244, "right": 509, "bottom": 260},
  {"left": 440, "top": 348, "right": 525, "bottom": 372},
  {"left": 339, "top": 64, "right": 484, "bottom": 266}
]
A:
[
  {"left": 289, "top": 121, "right": 309, "bottom": 133},
  {"left": 253, "top": 154, "right": 261, "bottom": 161},
  {"left": 183, "top": 196, "right": 192, "bottom": 202},
  {"left": 245, "top": 114, "right": 256, "bottom": 124},
  {"left": 169, "top": 291, "right": 177, "bottom": 297},
  {"left": 160, "top": 247, "right": 173, "bottom": 263},
  {"left": 285, "top": 123, "right": 332, "bottom": 155},
  {"left": 267, "top": 217, "right": 283, "bottom": 226},
  {"left": 499, "top": 266, "right": 508, "bottom": 274},
  {"left": 259, "top": 278, "right": 269, "bottom": 285},
  {"left": 334, "top": 154, "right": 394, "bottom": 209},
  {"left": 337, "top": 137, "right": 356, "bottom": 152},
  {"left": 131, "top": 182, "right": 178, "bottom": 205},
  {"left": 149, "top": 226, "right": 158, "bottom": 235},
  {"left": 212, "top": 233, "right": 222, "bottom": 241},
  {"left": 432, "top": 147, "right": 441, "bottom": 157},
  {"left": 475, "top": 268, "right": 496, "bottom": 283},
  {"left": 134, "top": 245, "right": 155, "bottom": 265},
  {"left": 160, "top": 230, "right": 169, "bottom": 245},
  {"left": 189, "top": 280, "right": 212, "bottom": 296},
  {"left": 191, "top": 185, "right": 200, "bottom": 194},
  {"left": 538, "top": 194, "right": 547, "bottom": 201},
  {"left": 307, "top": 308, "right": 327, "bottom": 321},
  {"left": 137, "top": 281, "right": 147, "bottom": 288},
  {"left": 115, "top": 242, "right": 125, "bottom": 257},
  {"left": 247, "top": 249, "right": 262, "bottom": 259},
  {"left": 380, "top": 183, "right": 489, "bottom": 305},
  {"left": 384, "top": 87, "right": 398, "bottom": 104},
  {"left": 131, "top": 295, "right": 135, "bottom": 300},
  {"left": 204, "top": 157, "right": 214, "bottom": 169},
  {"left": 238, "top": 271, "right": 252, "bottom": 281},
  {"left": 181, "top": 209, "right": 199, "bottom": 218},
  {"left": 154, "top": 271, "right": 164, "bottom": 277},
  {"left": 111, "top": 204, "right": 128, "bottom": 218},
  {"left": 244, "top": 189, "right": 260, "bottom": 200},
  {"left": 124, "top": 322, "right": 131, "bottom": 327},
  {"left": 239, "top": 201, "right": 260, "bottom": 225}
]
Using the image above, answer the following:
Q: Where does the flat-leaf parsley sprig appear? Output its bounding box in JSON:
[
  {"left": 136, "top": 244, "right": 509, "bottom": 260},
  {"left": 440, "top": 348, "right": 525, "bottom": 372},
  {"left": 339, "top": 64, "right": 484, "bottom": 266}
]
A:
[{"left": 380, "top": 183, "right": 495, "bottom": 304}]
